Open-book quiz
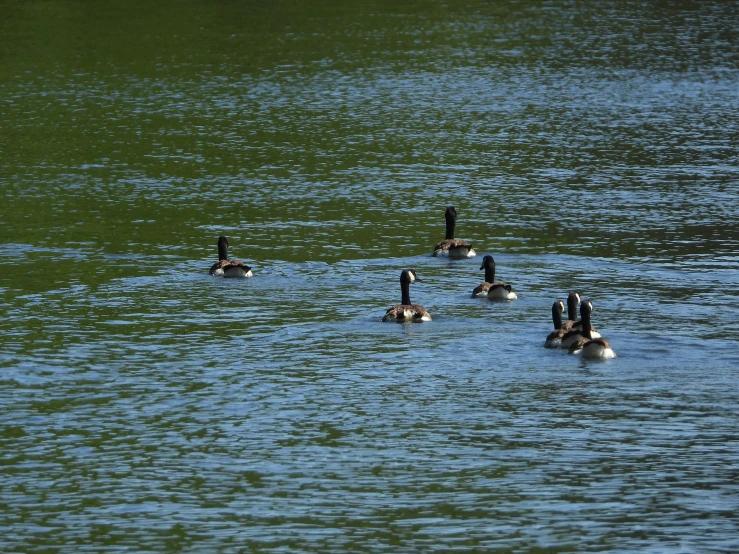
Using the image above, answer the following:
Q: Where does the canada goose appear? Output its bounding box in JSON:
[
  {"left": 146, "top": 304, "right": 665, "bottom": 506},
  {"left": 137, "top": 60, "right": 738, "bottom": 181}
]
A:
[
  {"left": 562, "top": 290, "right": 600, "bottom": 337},
  {"left": 208, "top": 236, "right": 253, "bottom": 278},
  {"left": 471, "top": 255, "right": 517, "bottom": 300},
  {"left": 567, "top": 300, "right": 616, "bottom": 359},
  {"left": 472, "top": 256, "right": 500, "bottom": 297},
  {"left": 432, "top": 206, "right": 476, "bottom": 258},
  {"left": 383, "top": 269, "right": 432, "bottom": 322},
  {"left": 544, "top": 300, "right": 567, "bottom": 348},
  {"left": 472, "top": 255, "right": 497, "bottom": 297}
]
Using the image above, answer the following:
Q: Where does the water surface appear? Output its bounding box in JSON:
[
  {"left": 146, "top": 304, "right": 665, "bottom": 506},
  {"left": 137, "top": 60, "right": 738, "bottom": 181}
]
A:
[{"left": 1, "top": 1, "right": 738, "bottom": 552}]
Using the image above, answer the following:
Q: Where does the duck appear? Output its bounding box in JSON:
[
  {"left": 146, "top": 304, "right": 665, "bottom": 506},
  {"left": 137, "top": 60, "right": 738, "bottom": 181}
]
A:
[
  {"left": 544, "top": 300, "right": 567, "bottom": 348},
  {"left": 383, "top": 269, "right": 432, "bottom": 322},
  {"left": 562, "top": 290, "right": 600, "bottom": 337},
  {"left": 432, "top": 206, "right": 476, "bottom": 258},
  {"left": 208, "top": 236, "right": 254, "bottom": 278},
  {"left": 567, "top": 300, "right": 616, "bottom": 359},
  {"left": 472, "top": 255, "right": 517, "bottom": 300}
]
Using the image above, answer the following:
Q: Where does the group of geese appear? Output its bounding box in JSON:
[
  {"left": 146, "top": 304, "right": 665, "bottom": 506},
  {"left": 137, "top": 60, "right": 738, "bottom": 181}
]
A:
[
  {"left": 545, "top": 292, "right": 616, "bottom": 359},
  {"left": 209, "top": 206, "right": 616, "bottom": 360}
]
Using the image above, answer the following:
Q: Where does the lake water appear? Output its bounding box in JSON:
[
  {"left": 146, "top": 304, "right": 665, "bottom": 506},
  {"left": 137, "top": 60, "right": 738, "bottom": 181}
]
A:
[{"left": 1, "top": 1, "right": 738, "bottom": 552}]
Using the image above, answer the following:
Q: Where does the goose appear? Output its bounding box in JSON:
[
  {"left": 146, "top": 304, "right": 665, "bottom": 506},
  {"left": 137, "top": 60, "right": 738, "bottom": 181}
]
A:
[
  {"left": 208, "top": 236, "right": 253, "bottom": 278},
  {"left": 544, "top": 300, "right": 567, "bottom": 348},
  {"left": 383, "top": 269, "right": 432, "bottom": 322},
  {"left": 562, "top": 290, "right": 600, "bottom": 337},
  {"left": 432, "top": 206, "right": 476, "bottom": 258},
  {"left": 472, "top": 255, "right": 517, "bottom": 300},
  {"left": 472, "top": 255, "right": 498, "bottom": 297},
  {"left": 567, "top": 300, "right": 616, "bottom": 359}
]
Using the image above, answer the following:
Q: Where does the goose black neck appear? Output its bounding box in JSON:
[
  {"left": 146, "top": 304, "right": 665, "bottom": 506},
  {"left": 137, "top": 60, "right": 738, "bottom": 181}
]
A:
[
  {"left": 483, "top": 259, "right": 495, "bottom": 283},
  {"left": 552, "top": 303, "right": 563, "bottom": 330},
  {"left": 217, "top": 237, "right": 229, "bottom": 261},
  {"left": 444, "top": 212, "right": 456, "bottom": 240},
  {"left": 580, "top": 304, "right": 593, "bottom": 340},
  {"left": 401, "top": 279, "right": 412, "bottom": 306},
  {"left": 567, "top": 293, "right": 578, "bottom": 321}
]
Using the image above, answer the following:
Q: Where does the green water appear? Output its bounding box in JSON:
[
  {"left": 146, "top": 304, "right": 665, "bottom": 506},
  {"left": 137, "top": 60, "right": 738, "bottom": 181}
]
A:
[{"left": 1, "top": 1, "right": 738, "bottom": 552}]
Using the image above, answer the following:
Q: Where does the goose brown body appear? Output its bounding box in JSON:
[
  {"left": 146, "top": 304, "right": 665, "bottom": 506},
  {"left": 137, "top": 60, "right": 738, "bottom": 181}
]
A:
[{"left": 383, "top": 304, "right": 432, "bottom": 322}]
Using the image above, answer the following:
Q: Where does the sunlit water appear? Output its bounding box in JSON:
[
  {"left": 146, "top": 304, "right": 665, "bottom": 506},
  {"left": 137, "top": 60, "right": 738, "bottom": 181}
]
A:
[{"left": 1, "top": 1, "right": 738, "bottom": 552}]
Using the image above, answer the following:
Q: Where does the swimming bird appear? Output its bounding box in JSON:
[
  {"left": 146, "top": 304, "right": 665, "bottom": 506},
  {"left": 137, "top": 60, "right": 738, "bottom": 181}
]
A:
[
  {"left": 562, "top": 290, "right": 600, "bottom": 337},
  {"left": 383, "top": 269, "right": 432, "bottom": 322},
  {"left": 470, "top": 255, "right": 517, "bottom": 300},
  {"left": 208, "top": 236, "right": 253, "bottom": 278},
  {"left": 472, "top": 256, "right": 494, "bottom": 297},
  {"left": 544, "top": 300, "right": 567, "bottom": 348},
  {"left": 432, "top": 206, "right": 476, "bottom": 258},
  {"left": 567, "top": 300, "right": 616, "bottom": 359},
  {"left": 472, "top": 255, "right": 497, "bottom": 297}
]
